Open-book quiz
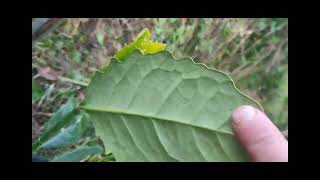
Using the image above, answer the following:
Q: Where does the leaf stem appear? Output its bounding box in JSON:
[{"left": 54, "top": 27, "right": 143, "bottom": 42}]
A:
[{"left": 59, "top": 77, "right": 89, "bottom": 87}]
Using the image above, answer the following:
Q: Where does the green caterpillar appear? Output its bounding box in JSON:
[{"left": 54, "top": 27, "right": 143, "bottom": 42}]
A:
[{"left": 115, "top": 28, "right": 166, "bottom": 61}]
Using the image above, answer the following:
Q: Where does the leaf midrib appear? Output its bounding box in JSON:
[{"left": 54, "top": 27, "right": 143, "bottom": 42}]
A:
[{"left": 81, "top": 106, "right": 233, "bottom": 135}]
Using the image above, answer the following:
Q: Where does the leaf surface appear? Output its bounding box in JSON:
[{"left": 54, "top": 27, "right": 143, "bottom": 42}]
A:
[{"left": 82, "top": 50, "right": 262, "bottom": 162}]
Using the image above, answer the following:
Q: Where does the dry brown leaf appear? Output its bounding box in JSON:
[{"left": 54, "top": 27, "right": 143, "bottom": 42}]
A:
[{"left": 38, "top": 67, "right": 59, "bottom": 81}]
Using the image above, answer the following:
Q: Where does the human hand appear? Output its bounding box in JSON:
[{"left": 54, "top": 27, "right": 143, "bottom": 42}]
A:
[{"left": 232, "top": 105, "right": 288, "bottom": 162}]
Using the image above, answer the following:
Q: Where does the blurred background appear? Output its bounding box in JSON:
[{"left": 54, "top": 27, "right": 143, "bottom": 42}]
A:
[{"left": 32, "top": 18, "right": 288, "bottom": 161}]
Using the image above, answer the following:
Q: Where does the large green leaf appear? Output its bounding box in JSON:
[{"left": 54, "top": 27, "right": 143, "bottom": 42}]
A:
[{"left": 82, "top": 50, "right": 262, "bottom": 162}]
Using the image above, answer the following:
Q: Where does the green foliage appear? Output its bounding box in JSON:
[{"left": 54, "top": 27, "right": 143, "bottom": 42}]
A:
[
  {"left": 32, "top": 98, "right": 78, "bottom": 151},
  {"left": 38, "top": 114, "right": 90, "bottom": 149},
  {"left": 32, "top": 98, "right": 96, "bottom": 154},
  {"left": 264, "top": 69, "right": 288, "bottom": 129},
  {"left": 51, "top": 145, "right": 103, "bottom": 162},
  {"left": 82, "top": 50, "right": 261, "bottom": 162},
  {"left": 96, "top": 31, "right": 105, "bottom": 47},
  {"left": 32, "top": 79, "right": 44, "bottom": 103},
  {"left": 68, "top": 50, "right": 82, "bottom": 63}
]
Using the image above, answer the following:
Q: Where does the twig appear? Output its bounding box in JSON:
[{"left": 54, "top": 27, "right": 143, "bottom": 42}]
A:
[
  {"left": 265, "top": 41, "right": 288, "bottom": 73},
  {"left": 58, "top": 77, "right": 89, "bottom": 87},
  {"left": 32, "top": 112, "right": 52, "bottom": 117},
  {"left": 32, "top": 74, "right": 40, "bottom": 79}
]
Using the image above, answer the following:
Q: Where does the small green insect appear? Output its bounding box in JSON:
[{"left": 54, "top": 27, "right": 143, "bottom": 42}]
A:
[{"left": 115, "top": 28, "right": 166, "bottom": 61}]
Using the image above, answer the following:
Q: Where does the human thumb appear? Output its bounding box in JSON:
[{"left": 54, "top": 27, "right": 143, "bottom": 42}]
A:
[{"left": 231, "top": 105, "right": 288, "bottom": 162}]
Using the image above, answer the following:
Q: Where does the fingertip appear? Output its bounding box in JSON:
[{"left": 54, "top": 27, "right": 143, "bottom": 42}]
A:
[
  {"left": 231, "top": 105, "right": 288, "bottom": 162},
  {"left": 231, "top": 105, "right": 256, "bottom": 127}
]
